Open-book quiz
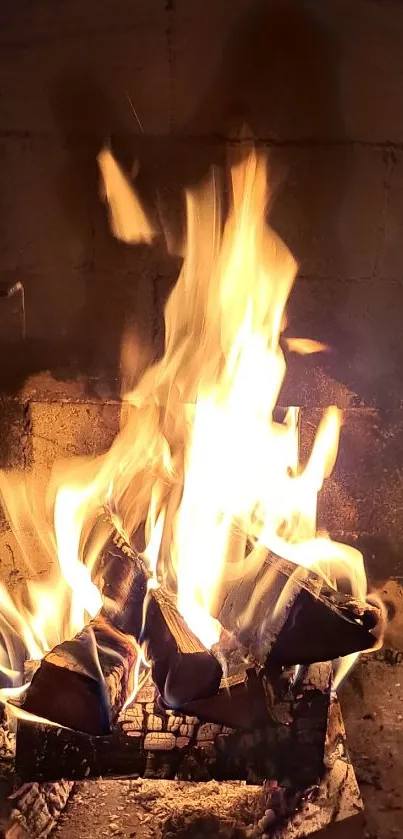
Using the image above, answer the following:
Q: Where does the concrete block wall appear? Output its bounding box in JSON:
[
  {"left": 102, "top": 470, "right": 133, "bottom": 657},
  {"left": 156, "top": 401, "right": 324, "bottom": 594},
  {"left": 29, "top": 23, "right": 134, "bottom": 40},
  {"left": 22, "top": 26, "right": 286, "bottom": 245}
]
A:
[
  {"left": 0, "top": 398, "right": 121, "bottom": 588},
  {"left": 1, "top": 0, "right": 403, "bottom": 601}
]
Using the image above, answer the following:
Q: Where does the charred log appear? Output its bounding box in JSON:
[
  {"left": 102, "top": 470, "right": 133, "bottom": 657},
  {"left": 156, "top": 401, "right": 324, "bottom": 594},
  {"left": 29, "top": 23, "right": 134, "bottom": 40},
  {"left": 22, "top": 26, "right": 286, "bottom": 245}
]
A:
[
  {"left": 16, "top": 664, "right": 330, "bottom": 786},
  {"left": 216, "top": 551, "right": 381, "bottom": 665},
  {"left": 270, "top": 586, "right": 380, "bottom": 665},
  {"left": 182, "top": 668, "right": 270, "bottom": 729},
  {"left": 0, "top": 781, "right": 73, "bottom": 839}
]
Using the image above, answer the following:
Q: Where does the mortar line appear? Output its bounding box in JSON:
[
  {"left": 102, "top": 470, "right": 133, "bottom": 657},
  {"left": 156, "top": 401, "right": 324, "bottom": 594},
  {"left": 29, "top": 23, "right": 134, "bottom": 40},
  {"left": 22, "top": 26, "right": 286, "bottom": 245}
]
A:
[
  {"left": 5, "top": 129, "right": 403, "bottom": 151},
  {"left": 6, "top": 265, "right": 403, "bottom": 284},
  {"left": 165, "top": 0, "right": 175, "bottom": 134},
  {"left": 371, "top": 149, "right": 400, "bottom": 280}
]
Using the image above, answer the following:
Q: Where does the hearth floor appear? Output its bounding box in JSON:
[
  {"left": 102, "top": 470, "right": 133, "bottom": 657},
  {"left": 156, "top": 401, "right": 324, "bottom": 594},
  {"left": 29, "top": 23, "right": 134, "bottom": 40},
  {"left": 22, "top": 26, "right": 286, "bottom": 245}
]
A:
[{"left": 50, "top": 657, "right": 403, "bottom": 839}]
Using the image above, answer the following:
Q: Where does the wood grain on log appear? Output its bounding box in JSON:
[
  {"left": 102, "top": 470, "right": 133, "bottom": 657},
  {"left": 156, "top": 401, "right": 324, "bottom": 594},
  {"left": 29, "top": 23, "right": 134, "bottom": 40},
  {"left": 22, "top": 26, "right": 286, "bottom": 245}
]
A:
[
  {"left": 0, "top": 781, "right": 73, "bottom": 839},
  {"left": 98, "top": 530, "right": 223, "bottom": 707}
]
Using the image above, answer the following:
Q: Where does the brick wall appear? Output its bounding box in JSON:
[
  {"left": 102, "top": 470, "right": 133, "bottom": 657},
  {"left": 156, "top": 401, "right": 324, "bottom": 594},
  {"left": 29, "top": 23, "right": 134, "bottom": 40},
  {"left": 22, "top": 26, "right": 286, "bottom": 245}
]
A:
[{"left": 1, "top": 0, "right": 403, "bottom": 594}]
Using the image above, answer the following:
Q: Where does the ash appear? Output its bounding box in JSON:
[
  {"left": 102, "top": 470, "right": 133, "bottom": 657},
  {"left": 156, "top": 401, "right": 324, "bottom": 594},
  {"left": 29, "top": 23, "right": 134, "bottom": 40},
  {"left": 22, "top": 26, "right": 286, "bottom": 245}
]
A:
[
  {"left": 0, "top": 719, "right": 16, "bottom": 775},
  {"left": 52, "top": 657, "right": 403, "bottom": 839},
  {"left": 55, "top": 779, "right": 276, "bottom": 839},
  {"left": 0, "top": 728, "right": 15, "bottom": 763},
  {"left": 2, "top": 657, "right": 402, "bottom": 838}
]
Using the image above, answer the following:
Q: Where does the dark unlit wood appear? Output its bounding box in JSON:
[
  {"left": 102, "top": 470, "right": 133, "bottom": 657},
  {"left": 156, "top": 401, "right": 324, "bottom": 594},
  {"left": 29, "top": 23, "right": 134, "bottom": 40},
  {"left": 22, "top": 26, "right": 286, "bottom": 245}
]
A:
[{"left": 216, "top": 551, "right": 380, "bottom": 665}]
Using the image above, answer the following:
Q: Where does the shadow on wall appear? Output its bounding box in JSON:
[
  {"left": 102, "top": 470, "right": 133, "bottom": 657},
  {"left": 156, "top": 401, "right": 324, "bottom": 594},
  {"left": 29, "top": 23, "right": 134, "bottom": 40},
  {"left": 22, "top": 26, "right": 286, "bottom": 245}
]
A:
[
  {"left": 149, "top": 0, "right": 352, "bottom": 270},
  {"left": 0, "top": 73, "right": 165, "bottom": 396},
  {"left": 48, "top": 71, "right": 160, "bottom": 387},
  {"left": 0, "top": 0, "right": 361, "bottom": 401}
]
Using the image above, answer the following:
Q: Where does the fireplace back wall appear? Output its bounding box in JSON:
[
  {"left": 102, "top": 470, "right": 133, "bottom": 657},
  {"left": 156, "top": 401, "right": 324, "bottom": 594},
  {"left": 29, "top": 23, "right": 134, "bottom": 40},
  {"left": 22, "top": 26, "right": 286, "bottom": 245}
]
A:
[{"left": 1, "top": 0, "right": 403, "bottom": 624}]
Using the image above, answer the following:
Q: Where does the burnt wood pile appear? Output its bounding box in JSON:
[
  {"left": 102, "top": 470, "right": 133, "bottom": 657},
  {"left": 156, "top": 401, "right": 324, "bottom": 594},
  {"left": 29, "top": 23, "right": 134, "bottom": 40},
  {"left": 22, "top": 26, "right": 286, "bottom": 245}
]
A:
[
  {"left": 0, "top": 523, "right": 375, "bottom": 838},
  {"left": 16, "top": 662, "right": 329, "bottom": 785},
  {"left": 0, "top": 687, "right": 364, "bottom": 839},
  {"left": 12, "top": 525, "right": 381, "bottom": 788}
]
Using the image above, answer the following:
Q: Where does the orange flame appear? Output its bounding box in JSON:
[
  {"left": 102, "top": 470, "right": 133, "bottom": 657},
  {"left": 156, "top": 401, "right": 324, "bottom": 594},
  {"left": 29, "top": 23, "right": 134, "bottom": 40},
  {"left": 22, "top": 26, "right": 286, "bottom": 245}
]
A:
[{"left": 0, "top": 147, "right": 382, "bottom": 708}]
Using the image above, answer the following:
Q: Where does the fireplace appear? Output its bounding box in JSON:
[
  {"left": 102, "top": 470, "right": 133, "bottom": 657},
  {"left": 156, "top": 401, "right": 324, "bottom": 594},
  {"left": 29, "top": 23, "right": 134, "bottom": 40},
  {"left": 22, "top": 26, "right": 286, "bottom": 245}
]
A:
[{"left": 1, "top": 1, "right": 403, "bottom": 838}]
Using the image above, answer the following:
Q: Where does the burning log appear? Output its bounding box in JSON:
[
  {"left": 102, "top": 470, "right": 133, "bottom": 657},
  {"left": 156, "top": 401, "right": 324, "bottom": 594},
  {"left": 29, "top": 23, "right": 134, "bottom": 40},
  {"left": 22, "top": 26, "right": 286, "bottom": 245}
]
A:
[
  {"left": 22, "top": 616, "right": 136, "bottom": 736},
  {"left": 270, "top": 585, "right": 381, "bottom": 666},
  {"left": 22, "top": 528, "right": 222, "bottom": 734},
  {"left": 216, "top": 550, "right": 381, "bottom": 666},
  {"left": 97, "top": 529, "right": 223, "bottom": 707}
]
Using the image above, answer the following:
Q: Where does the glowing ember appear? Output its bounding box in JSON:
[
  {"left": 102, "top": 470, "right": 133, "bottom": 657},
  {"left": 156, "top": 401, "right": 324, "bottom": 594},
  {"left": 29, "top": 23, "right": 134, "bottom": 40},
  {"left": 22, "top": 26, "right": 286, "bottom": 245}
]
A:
[{"left": 0, "top": 145, "right": 384, "bottom": 712}]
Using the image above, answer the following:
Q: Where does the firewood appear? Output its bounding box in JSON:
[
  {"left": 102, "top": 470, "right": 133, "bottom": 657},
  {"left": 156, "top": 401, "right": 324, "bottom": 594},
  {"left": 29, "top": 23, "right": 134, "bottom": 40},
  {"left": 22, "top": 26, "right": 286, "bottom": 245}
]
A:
[
  {"left": 215, "top": 550, "right": 381, "bottom": 665},
  {"left": 269, "top": 585, "right": 381, "bottom": 665},
  {"left": 182, "top": 668, "right": 270, "bottom": 730},
  {"left": 22, "top": 616, "right": 136, "bottom": 736},
  {"left": 0, "top": 781, "right": 73, "bottom": 839},
  {"left": 16, "top": 663, "right": 330, "bottom": 786},
  {"left": 22, "top": 528, "right": 222, "bottom": 734},
  {"left": 97, "top": 529, "right": 223, "bottom": 707}
]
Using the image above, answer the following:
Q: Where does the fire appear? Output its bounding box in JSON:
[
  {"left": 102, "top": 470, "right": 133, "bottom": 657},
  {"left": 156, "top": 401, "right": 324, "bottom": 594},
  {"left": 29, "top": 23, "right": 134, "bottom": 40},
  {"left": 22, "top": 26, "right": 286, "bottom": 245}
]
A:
[{"left": 0, "top": 145, "right": 383, "bottom": 708}]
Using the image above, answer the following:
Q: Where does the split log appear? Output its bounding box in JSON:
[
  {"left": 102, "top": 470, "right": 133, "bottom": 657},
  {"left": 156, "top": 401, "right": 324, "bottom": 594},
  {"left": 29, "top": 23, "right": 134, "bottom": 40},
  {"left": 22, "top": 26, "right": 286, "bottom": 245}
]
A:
[
  {"left": 269, "top": 586, "right": 381, "bottom": 666},
  {"left": 215, "top": 550, "right": 381, "bottom": 666},
  {"left": 22, "top": 528, "right": 222, "bottom": 734},
  {"left": 97, "top": 529, "right": 223, "bottom": 707},
  {"left": 22, "top": 616, "right": 136, "bottom": 736}
]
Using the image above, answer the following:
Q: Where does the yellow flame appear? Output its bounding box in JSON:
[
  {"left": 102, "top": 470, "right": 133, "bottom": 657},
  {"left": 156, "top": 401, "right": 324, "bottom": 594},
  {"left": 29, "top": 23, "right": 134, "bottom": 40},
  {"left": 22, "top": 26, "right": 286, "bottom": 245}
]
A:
[
  {"left": 97, "top": 148, "right": 155, "bottom": 245},
  {"left": 285, "top": 337, "right": 329, "bottom": 355},
  {"left": 0, "top": 147, "right": 382, "bottom": 703},
  {"left": 53, "top": 485, "right": 102, "bottom": 626}
]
